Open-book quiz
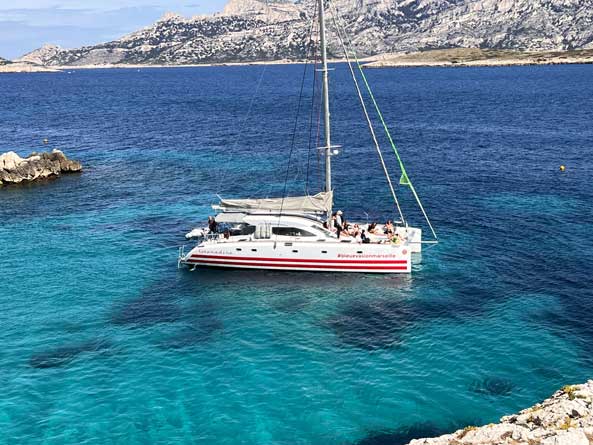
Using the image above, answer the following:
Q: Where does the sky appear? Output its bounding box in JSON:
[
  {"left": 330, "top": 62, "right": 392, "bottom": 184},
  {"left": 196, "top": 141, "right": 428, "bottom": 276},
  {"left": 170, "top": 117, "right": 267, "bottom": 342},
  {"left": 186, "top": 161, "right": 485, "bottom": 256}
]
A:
[{"left": 0, "top": 1, "right": 228, "bottom": 59}]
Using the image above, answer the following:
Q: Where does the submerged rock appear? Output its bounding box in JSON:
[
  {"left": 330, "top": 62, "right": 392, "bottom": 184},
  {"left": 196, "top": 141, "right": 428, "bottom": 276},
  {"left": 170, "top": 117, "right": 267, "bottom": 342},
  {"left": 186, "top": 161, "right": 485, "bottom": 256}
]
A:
[
  {"left": 326, "top": 299, "right": 416, "bottom": 350},
  {"left": 406, "top": 381, "right": 593, "bottom": 445},
  {"left": 355, "top": 422, "right": 452, "bottom": 445},
  {"left": 29, "top": 339, "right": 111, "bottom": 369},
  {"left": 272, "top": 294, "right": 311, "bottom": 313},
  {"left": 0, "top": 149, "right": 82, "bottom": 186},
  {"left": 468, "top": 377, "right": 515, "bottom": 397},
  {"left": 111, "top": 289, "right": 182, "bottom": 327},
  {"left": 160, "top": 318, "right": 223, "bottom": 350}
]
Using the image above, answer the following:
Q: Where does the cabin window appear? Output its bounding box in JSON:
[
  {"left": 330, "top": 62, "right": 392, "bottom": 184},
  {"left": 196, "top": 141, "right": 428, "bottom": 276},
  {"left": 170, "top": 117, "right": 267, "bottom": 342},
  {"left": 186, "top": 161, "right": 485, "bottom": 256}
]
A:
[
  {"left": 251, "top": 249, "right": 257, "bottom": 252},
  {"left": 292, "top": 250, "right": 298, "bottom": 253},
  {"left": 312, "top": 225, "right": 334, "bottom": 237},
  {"left": 321, "top": 250, "right": 327, "bottom": 254},
  {"left": 230, "top": 224, "right": 256, "bottom": 236},
  {"left": 272, "top": 227, "right": 316, "bottom": 237},
  {"left": 236, "top": 248, "right": 242, "bottom": 251}
]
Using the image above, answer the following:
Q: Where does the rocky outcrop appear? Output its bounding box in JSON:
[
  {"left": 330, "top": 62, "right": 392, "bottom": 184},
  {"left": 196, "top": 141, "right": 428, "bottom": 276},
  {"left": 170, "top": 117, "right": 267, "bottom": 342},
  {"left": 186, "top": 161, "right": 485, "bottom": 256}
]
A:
[
  {"left": 0, "top": 62, "right": 61, "bottom": 73},
  {"left": 0, "top": 56, "right": 9, "bottom": 65},
  {"left": 17, "top": 0, "right": 593, "bottom": 67},
  {"left": 17, "top": 44, "right": 66, "bottom": 66},
  {"left": 407, "top": 381, "right": 593, "bottom": 445},
  {"left": 0, "top": 150, "right": 82, "bottom": 186}
]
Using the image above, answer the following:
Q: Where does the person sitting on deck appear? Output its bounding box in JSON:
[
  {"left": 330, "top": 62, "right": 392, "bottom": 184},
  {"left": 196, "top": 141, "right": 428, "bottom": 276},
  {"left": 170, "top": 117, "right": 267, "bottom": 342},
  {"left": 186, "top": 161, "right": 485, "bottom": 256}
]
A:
[
  {"left": 367, "top": 222, "right": 378, "bottom": 234},
  {"left": 391, "top": 231, "right": 404, "bottom": 245},
  {"left": 361, "top": 230, "right": 371, "bottom": 244},
  {"left": 384, "top": 220, "right": 394, "bottom": 237}
]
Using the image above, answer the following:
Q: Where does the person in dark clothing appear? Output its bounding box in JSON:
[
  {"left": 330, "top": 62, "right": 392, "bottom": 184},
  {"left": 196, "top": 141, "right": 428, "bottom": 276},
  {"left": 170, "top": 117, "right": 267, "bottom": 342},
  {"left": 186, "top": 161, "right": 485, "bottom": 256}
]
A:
[
  {"left": 361, "top": 230, "right": 371, "bottom": 244},
  {"left": 208, "top": 216, "right": 218, "bottom": 233}
]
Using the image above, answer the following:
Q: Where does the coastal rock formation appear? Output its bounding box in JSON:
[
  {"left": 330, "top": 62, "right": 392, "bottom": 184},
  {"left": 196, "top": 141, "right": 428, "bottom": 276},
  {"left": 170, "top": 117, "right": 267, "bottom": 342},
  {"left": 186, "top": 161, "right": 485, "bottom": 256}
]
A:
[
  {"left": 407, "top": 381, "right": 593, "bottom": 445},
  {"left": 0, "top": 56, "right": 9, "bottom": 65},
  {"left": 0, "top": 150, "right": 82, "bottom": 186},
  {"left": 17, "top": 44, "right": 66, "bottom": 66},
  {"left": 17, "top": 0, "right": 593, "bottom": 67}
]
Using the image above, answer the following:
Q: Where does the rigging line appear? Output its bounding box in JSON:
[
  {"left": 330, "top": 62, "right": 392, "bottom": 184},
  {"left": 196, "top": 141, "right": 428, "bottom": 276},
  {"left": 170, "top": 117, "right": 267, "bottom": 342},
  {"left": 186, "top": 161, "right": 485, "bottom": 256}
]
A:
[
  {"left": 328, "top": 2, "right": 406, "bottom": 225},
  {"left": 276, "top": 9, "right": 317, "bottom": 234},
  {"left": 329, "top": 1, "right": 438, "bottom": 240},
  {"left": 304, "top": 11, "right": 320, "bottom": 195},
  {"left": 214, "top": 64, "right": 268, "bottom": 200}
]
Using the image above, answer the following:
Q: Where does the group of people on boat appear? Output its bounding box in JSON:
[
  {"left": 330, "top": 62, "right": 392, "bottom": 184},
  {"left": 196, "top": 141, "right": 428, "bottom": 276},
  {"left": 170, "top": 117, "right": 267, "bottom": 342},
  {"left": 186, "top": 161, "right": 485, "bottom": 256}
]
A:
[
  {"left": 204, "top": 212, "right": 405, "bottom": 245},
  {"left": 324, "top": 210, "right": 404, "bottom": 244}
]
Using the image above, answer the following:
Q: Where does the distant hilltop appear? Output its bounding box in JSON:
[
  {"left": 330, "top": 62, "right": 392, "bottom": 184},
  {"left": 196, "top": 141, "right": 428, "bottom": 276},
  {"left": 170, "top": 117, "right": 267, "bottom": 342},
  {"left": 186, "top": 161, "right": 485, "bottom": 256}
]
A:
[{"left": 15, "top": 0, "right": 593, "bottom": 67}]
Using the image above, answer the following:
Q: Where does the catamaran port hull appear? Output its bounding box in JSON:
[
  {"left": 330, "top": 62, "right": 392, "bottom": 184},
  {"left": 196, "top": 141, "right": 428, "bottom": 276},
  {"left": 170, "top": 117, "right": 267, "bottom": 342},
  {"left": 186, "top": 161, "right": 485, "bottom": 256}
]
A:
[{"left": 179, "top": 240, "right": 411, "bottom": 274}]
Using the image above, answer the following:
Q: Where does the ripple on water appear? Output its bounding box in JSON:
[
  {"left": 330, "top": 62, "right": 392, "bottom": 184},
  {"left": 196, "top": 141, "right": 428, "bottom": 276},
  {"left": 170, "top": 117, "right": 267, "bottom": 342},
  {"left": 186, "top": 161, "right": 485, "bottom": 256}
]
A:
[{"left": 2, "top": 65, "right": 593, "bottom": 445}]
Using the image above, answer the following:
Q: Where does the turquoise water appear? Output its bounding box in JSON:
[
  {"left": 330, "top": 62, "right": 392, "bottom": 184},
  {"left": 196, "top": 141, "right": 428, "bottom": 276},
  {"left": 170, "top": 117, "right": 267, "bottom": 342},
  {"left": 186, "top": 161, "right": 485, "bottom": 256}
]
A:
[{"left": 1, "top": 64, "right": 593, "bottom": 444}]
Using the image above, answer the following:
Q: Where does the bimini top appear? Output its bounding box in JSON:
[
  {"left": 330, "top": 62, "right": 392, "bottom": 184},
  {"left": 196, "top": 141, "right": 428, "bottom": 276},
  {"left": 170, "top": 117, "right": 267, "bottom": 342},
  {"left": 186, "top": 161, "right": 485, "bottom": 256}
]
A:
[{"left": 217, "top": 191, "right": 333, "bottom": 214}]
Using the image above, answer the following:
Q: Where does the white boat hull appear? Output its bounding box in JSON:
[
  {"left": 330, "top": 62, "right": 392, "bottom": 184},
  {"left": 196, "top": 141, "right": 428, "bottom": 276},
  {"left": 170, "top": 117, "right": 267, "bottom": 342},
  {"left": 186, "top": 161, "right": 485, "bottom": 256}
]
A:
[{"left": 180, "top": 239, "right": 411, "bottom": 273}]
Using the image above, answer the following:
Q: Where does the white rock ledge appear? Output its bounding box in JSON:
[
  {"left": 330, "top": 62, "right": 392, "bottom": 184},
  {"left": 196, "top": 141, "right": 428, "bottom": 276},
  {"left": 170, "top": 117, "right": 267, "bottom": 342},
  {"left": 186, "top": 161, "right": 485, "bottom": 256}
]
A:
[
  {"left": 408, "top": 381, "right": 593, "bottom": 445},
  {"left": 0, "top": 149, "right": 82, "bottom": 186}
]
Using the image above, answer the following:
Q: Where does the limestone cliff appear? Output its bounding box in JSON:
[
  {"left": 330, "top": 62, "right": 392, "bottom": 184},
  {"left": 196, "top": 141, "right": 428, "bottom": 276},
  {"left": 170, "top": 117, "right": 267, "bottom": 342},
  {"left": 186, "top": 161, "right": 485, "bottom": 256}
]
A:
[{"left": 16, "top": 0, "right": 593, "bottom": 66}]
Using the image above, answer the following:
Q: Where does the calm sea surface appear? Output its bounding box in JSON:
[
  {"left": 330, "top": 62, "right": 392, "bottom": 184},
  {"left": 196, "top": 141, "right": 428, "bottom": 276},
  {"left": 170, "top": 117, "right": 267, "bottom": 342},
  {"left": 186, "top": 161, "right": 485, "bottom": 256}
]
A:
[{"left": 1, "top": 64, "right": 592, "bottom": 444}]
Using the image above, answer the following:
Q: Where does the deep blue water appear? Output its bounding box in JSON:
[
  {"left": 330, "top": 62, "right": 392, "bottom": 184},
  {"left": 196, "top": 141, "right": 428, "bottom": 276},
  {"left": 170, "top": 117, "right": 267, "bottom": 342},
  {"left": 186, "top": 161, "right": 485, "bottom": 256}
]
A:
[{"left": 1, "top": 64, "right": 593, "bottom": 445}]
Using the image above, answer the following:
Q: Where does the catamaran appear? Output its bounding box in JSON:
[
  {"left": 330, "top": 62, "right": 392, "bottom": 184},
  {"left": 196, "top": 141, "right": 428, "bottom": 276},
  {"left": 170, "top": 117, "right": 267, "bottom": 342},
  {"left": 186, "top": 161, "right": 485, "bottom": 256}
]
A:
[{"left": 178, "top": 0, "right": 438, "bottom": 273}]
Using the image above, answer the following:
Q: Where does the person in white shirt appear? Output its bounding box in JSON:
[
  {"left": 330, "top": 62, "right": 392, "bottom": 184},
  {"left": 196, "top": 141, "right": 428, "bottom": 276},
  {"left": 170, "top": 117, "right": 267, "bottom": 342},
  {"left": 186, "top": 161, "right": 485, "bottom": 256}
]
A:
[{"left": 335, "top": 210, "right": 344, "bottom": 228}]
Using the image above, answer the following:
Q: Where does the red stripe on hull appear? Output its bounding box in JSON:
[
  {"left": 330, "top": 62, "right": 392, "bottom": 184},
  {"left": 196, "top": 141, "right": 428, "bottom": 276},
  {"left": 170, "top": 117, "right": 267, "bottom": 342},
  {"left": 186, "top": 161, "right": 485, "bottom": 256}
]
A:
[
  {"left": 190, "top": 254, "right": 407, "bottom": 265},
  {"left": 185, "top": 259, "right": 409, "bottom": 271}
]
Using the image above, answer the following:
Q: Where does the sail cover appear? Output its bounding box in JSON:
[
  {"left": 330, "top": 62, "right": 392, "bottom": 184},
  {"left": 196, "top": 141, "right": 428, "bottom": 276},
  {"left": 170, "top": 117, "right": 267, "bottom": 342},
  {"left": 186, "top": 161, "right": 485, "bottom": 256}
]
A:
[{"left": 219, "top": 191, "right": 333, "bottom": 214}]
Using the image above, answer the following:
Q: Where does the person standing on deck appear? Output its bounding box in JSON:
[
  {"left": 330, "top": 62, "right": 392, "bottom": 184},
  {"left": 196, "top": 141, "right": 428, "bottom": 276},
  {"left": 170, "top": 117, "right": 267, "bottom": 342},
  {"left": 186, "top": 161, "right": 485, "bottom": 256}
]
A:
[{"left": 335, "top": 210, "right": 344, "bottom": 228}]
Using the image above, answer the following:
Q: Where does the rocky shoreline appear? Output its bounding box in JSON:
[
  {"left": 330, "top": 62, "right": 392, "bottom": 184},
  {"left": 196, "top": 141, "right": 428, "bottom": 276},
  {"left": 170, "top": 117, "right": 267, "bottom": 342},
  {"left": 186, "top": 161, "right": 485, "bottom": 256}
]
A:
[
  {"left": 0, "top": 61, "right": 61, "bottom": 73},
  {"left": 0, "top": 150, "right": 82, "bottom": 186},
  {"left": 363, "top": 48, "right": 593, "bottom": 69},
  {"left": 407, "top": 381, "right": 593, "bottom": 445}
]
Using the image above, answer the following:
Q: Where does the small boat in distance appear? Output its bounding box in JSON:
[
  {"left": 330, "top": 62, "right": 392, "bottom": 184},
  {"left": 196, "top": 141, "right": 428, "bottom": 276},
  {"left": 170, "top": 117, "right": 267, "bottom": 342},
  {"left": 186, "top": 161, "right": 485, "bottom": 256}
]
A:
[{"left": 178, "top": 0, "right": 438, "bottom": 274}]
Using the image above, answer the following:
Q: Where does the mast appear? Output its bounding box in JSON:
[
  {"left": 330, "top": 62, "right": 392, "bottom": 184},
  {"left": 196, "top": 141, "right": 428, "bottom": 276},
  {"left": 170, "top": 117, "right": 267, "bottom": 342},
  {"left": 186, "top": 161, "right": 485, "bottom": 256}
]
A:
[{"left": 318, "top": 0, "right": 333, "bottom": 216}]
